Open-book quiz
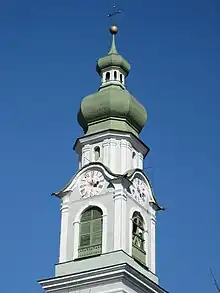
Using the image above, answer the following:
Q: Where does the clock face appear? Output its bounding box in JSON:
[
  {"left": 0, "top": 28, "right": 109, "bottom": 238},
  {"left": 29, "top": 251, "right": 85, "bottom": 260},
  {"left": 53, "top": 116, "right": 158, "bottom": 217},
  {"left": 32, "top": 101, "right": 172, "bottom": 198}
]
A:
[
  {"left": 130, "top": 177, "right": 148, "bottom": 205},
  {"left": 79, "top": 170, "right": 105, "bottom": 198}
]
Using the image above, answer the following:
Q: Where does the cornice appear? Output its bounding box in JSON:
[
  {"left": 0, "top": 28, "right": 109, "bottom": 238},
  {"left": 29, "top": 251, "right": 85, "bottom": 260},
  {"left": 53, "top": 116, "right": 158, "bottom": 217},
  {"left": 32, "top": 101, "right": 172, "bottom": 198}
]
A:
[
  {"left": 38, "top": 263, "right": 168, "bottom": 293},
  {"left": 73, "top": 129, "right": 150, "bottom": 158}
]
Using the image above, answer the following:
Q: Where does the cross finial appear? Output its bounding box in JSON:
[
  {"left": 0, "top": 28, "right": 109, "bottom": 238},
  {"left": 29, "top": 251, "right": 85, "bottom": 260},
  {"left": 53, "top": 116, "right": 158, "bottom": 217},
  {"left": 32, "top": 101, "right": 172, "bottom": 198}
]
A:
[{"left": 107, "top": 4, "right": 122, "bottom": 19}]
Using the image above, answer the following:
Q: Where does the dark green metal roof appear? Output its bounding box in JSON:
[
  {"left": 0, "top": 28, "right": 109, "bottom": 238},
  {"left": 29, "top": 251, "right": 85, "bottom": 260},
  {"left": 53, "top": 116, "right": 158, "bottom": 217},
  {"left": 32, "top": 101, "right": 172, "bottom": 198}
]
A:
[
  {"left": 96, "top": 34, "right": 131, "bottom": 76},
  {"left": 78, "top": 85, "right": 147, "bottom": 136}
]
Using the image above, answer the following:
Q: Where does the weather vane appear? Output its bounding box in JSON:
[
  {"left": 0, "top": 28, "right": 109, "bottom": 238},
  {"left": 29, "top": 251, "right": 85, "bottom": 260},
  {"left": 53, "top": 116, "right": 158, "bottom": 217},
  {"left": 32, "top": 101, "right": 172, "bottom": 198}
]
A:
[{"left": 108, "top": 4, "right": 122, "bottom": 19}]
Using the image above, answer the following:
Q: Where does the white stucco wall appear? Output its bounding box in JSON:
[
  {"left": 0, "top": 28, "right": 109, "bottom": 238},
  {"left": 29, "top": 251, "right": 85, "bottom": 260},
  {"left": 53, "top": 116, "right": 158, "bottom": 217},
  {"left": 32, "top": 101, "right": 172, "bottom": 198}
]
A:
[
  {"left": 57, "top": 164, "right": 156, "bottom": 275},
  {"left": 80, "top": 138, "right": 144, "bottom": 174}
]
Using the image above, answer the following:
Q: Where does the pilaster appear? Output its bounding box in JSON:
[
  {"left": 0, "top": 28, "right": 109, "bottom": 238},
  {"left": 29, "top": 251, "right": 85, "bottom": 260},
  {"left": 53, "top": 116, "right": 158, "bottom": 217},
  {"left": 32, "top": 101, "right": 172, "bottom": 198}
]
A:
[
  {"left": 72, "top": 220, "right": 80, "bottom": 260},
  {"left": 102, "top": 139, "right": 109, "bottom": 166},
  {"left": 120, "top": 139, "right": 127, "bottom": 173},
  {"left": 82, "top": 144, "right": 91, "bottom": 166},
  {"left": 59, "top": 193, "right": 70, "bottom": 263},
  {"left": 138, "top": 152, "right": 144, "bottom": 169},
  {"left": 113, "top": 189, "right": 127, "bottom": 251},
  {"left": 149, "top": 213, "right": 156, "bottom": 274},
  {"left": 109, "top": 138, "right": 117, "bottom": 172}
]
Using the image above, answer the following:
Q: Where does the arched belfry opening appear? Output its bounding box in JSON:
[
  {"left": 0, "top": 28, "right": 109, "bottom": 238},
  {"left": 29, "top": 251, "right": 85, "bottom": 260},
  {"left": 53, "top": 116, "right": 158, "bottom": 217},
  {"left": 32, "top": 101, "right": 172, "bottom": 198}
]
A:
[
  {"left": 78, "top": 206, "right": 103, "bottom": 258},
  {"left": 132, "top": 211, "right": 146, "bottom": 265},
  {"left": 105, "top": 71, "right": 110, "bottom": 82}
]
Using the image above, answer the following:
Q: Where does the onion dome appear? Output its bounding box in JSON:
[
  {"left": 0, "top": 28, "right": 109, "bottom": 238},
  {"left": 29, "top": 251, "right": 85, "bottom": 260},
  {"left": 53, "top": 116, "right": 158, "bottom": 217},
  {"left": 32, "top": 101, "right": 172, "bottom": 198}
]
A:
[{"left": 77, "top": 26, "right": 147, "bottom": 137}]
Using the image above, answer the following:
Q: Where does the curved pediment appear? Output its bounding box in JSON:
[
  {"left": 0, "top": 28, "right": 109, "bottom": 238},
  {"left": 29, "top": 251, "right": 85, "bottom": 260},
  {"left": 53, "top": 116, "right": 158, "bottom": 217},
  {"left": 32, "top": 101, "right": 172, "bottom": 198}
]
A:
[
  {"left": 52, "top": 162, "right": 118, "bottom": 197},
  {"left": 52, "top": 165, "right": 164, "bottom": 211},
  {"left": 125, "top": 168, "right": 164, "bottom": 211}
]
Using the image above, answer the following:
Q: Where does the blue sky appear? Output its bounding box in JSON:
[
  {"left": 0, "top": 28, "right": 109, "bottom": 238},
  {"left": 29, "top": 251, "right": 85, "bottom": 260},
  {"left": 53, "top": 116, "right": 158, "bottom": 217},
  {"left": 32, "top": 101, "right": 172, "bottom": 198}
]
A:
[{"left": 0, "top": 0, "right": 219, "bottom": 292}]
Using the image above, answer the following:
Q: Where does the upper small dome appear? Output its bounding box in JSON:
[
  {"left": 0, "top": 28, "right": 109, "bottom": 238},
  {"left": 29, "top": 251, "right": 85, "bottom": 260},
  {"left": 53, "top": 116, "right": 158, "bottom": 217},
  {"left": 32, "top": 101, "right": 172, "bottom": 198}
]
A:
[
  {"left": 96, "top": 53, "right": 130, "bottom": 76},
  {"left": 96, "top": 26, "right": 131, "bottom": 76}
]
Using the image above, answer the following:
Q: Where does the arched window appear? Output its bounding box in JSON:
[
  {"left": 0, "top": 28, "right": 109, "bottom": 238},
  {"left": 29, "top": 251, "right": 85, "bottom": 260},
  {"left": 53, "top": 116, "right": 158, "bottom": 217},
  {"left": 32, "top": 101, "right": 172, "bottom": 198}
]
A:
[
  {"left": 94, "top": 146, "right": 100, "bottom": 161},
  {"left": 132, "top": 151, "right": 136, "bottom": 168},
  {"left": 120, "top": 74, "right": 123, "bottom": 83},
  {"left": 78, "top": 206, "right": 103, "bottom": 258},
  {"left": 114, "top": 71, "right": 117, "bottom": 80},
  {"left": 106, "top": 72, "right": 110, "bottom": 82},
  {"left": 132, "top": 212, "right": 146, "bottom": 265}
]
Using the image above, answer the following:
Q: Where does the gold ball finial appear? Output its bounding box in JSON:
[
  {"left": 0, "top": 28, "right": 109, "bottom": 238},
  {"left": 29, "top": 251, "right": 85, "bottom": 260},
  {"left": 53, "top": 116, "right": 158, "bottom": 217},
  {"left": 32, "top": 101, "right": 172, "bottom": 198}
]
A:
[{"left": 110, "top": 25, "right": 118, "bottom": 34}]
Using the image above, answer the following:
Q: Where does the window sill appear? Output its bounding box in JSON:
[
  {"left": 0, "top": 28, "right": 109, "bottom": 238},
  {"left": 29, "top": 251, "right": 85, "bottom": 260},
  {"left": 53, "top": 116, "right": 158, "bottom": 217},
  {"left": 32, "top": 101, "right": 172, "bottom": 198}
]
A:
[
  {"left": 132, "top": 244, "right": 146, "bottom": 265},
  {"left": 78, "top": 244, "right": 102, "bottom": 259}
]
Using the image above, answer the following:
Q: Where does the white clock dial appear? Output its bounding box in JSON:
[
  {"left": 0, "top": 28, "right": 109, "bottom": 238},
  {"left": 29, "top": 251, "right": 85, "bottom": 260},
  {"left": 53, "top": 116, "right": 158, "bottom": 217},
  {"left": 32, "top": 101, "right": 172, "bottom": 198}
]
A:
[
  {"left": 79, "top": 170, "right": 105, "bottom": 198},
  {"left": 130, "top": 178, "right": 148, "bottom": 205}
]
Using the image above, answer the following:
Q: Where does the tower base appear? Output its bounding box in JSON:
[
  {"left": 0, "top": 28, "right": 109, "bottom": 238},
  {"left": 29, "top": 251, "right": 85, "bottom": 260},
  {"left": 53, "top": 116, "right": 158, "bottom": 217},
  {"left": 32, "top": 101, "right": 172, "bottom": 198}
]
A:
[{"left": 39, "top": 251, "right": 167, "bottom": 293}]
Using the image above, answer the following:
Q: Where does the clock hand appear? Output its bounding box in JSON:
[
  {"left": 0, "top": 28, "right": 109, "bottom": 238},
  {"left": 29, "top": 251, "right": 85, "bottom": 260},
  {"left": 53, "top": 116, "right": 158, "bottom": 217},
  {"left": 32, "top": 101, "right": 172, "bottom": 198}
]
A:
[
  {"left": 88, "top": 179, "right": 94, "bottom": 186},
  {"left": 93, "top": 181, "right": 99, "bottom": 187}
]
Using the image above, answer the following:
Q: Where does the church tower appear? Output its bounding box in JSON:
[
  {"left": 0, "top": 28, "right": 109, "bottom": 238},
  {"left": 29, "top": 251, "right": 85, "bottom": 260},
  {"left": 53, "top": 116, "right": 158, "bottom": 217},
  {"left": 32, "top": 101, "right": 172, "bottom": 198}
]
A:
[{"left": 39, "top": 25, "right": 167, "bottom": 293}]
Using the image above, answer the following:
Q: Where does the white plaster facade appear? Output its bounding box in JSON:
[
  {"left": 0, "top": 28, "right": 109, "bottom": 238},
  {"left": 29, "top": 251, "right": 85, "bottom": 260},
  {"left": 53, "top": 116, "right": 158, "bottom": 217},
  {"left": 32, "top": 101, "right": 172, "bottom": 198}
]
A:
[
  {"left": 39, "top": 255, "right": 167, "bottom": 293},
  {"left": 74, "top": 131, "right": 148, "bottom": 174},
  {"left": 39, "top": 129, "right": 165, "bottom": 293},
  {"left": 53, "top": 161, "right": 158, "bottom": 272}
]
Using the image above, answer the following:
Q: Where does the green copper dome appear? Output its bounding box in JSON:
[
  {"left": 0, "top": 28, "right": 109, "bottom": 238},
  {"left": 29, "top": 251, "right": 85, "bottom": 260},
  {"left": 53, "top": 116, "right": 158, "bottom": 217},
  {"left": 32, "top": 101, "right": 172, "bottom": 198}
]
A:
[
  {"left": 96, "top": 34, "right": 131, "bottom": 76},
  {"left": 77, "top": 26, "right": 147, "bottom": 137},
  {"left": 78, "top": 85, "right": 147, "bottom": 136}
]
